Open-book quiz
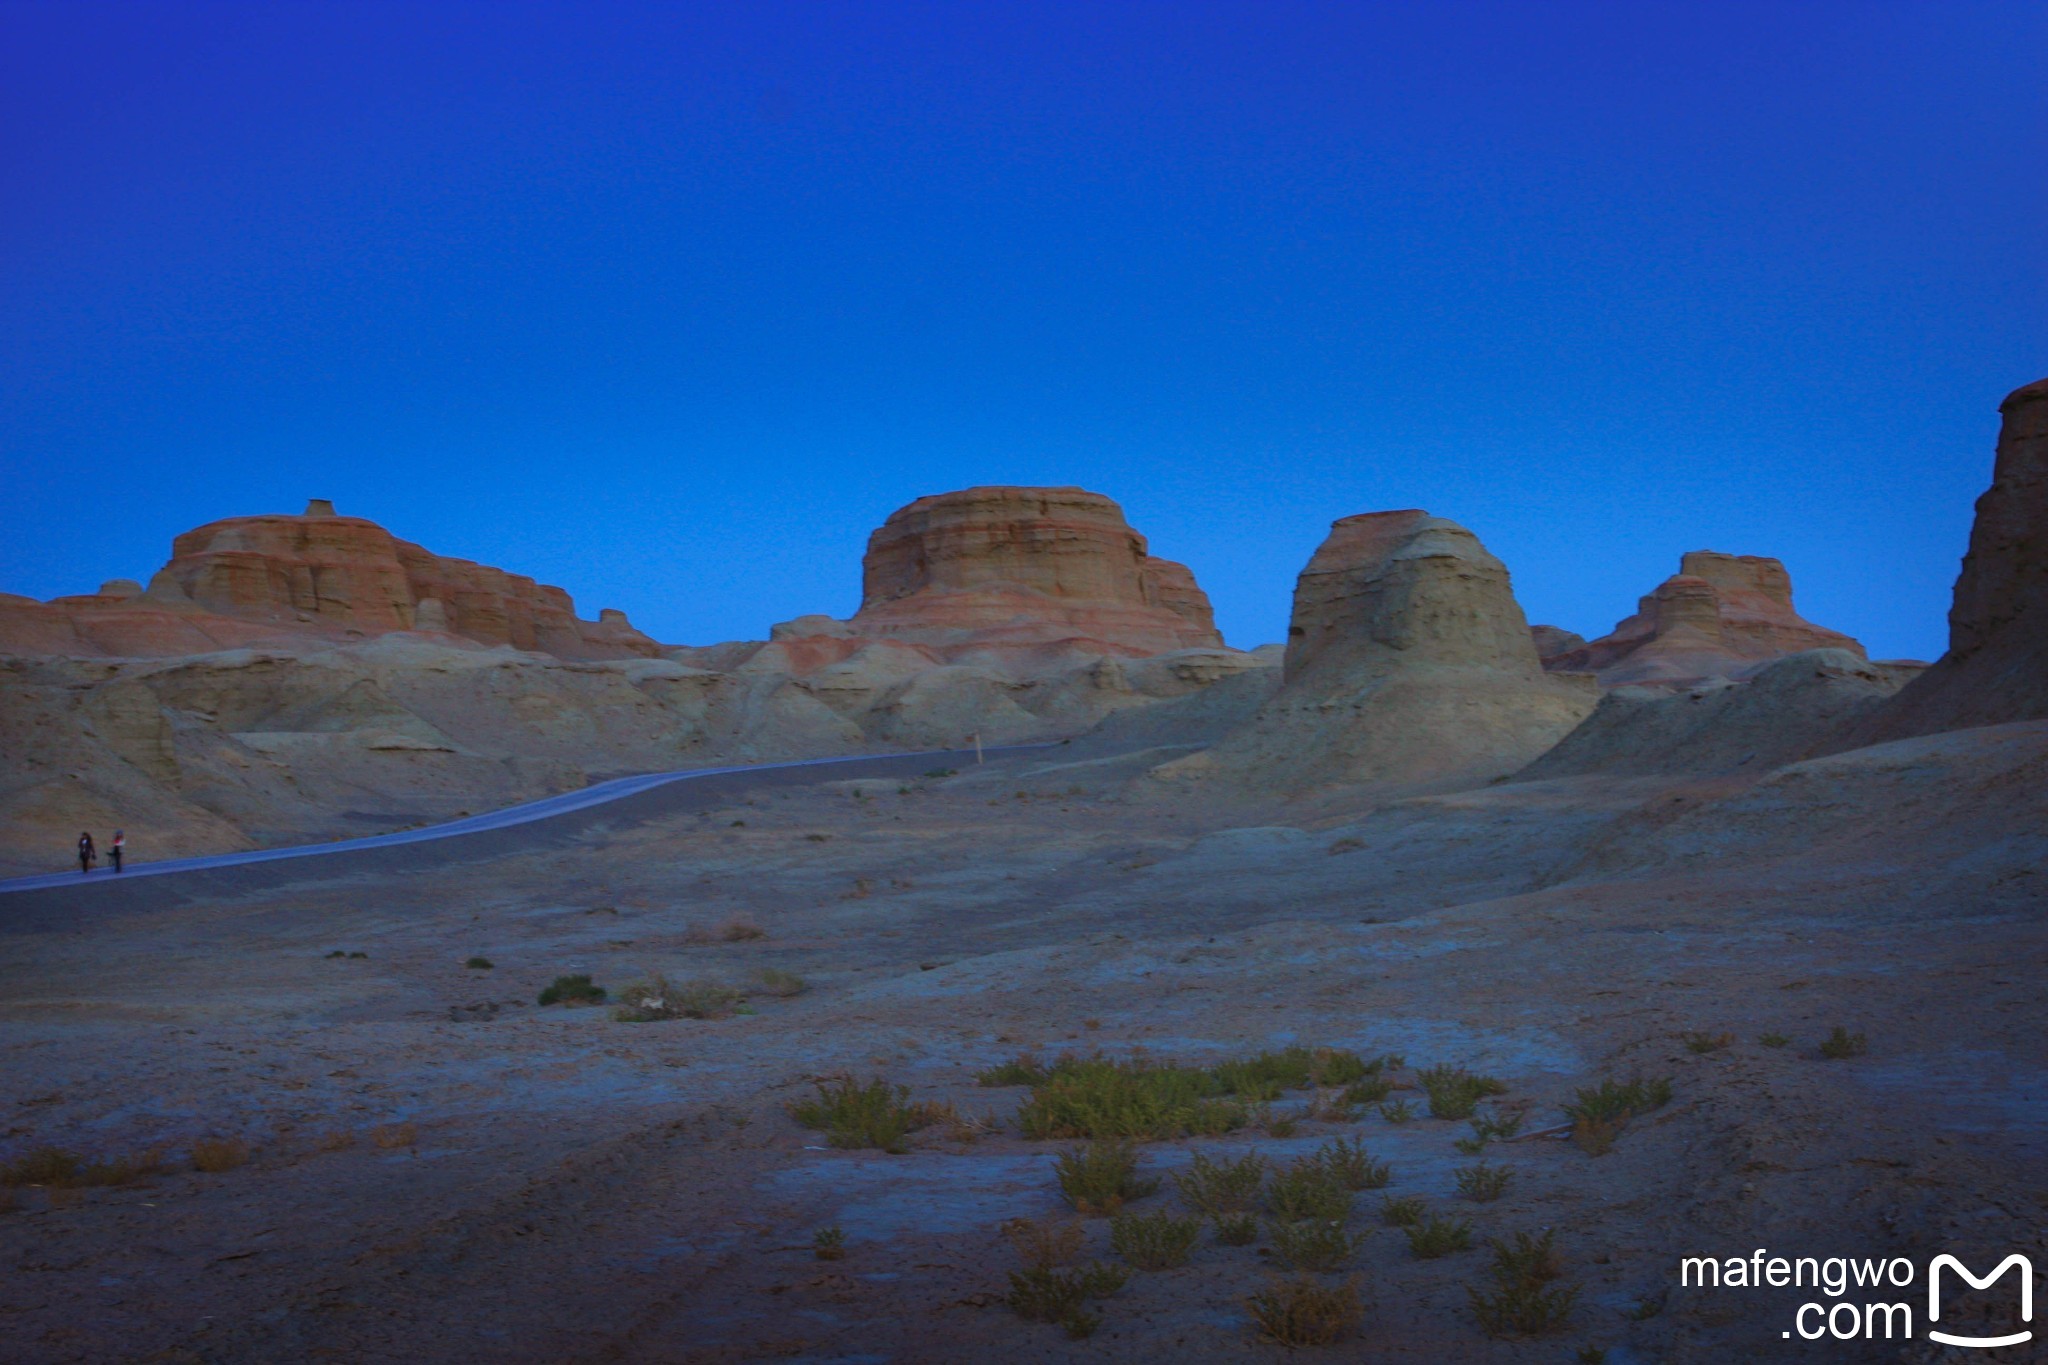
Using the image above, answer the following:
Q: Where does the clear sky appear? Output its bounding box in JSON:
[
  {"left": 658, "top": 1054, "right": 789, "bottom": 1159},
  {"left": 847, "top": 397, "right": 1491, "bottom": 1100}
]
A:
[{"left": 3, "top": 2, "right": 2042, "bottom": 659}]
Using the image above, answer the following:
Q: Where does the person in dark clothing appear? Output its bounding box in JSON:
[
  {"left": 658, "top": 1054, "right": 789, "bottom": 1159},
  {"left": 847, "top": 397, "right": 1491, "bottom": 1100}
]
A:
[
  {"left": 110, "top": 830, "right": 124, "bottom": 873},
  {"left": 77, "top": 831, "right": 95, "bottom": 874}
]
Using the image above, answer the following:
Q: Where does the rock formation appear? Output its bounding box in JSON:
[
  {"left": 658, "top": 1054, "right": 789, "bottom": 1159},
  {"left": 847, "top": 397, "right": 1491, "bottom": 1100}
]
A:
[
  {"left": 1519, "top": 649, "right": 1921, "bottom": 781},
  {"left": 1857, "top": 377, "right": 2048, "bottom": 739},
  {"left": 1158, "top": 510, "right": 1595, "bottom": 793},
  {"left": 0, "top": 487, "right": 1269, "bottom": 869},
  {"left": 842, "top": 487, "right": 1224, "bottom": 655},
  {"left": 0, "top": 501, "right": 661, "bottom": 661},
  {"left": 1543, "top": 551, "right": 1864, "bottom": 686}
]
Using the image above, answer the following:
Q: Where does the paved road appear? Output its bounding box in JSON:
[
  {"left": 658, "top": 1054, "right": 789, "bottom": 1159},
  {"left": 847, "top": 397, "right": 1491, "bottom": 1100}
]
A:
[{"left": 0, "top": 745, "right": 1049, "bottom": 906}]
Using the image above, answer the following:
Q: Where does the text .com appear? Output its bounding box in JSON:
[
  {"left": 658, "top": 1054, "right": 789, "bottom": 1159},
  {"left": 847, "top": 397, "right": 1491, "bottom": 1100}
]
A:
[{"left": 1680, "top": 1250, "right": 2034, "bottom": 1347}]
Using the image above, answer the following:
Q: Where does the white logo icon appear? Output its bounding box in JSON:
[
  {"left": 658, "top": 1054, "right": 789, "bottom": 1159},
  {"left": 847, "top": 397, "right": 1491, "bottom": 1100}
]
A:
[{"left": 1927, "top": 1253, "right": 2034, "bottom": 1349}]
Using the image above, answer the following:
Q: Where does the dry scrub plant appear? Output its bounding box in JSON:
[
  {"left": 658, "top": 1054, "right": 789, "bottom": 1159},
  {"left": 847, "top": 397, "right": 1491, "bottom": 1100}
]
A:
[
  {"left": 1055, "top": 1140, "right": 1160, "bottom": 1215},
  {"left": 1245, "top": 1275, "right": 1363, "bottom": 1347},
  {"left": 1563, "top": 1076, "right": 1672, "bottom": 1156},
  {"left": 1269, "top": 1218, "right": 1366, "bottom": 1272},
  {"left": 1003, "top": 1216, "right": 1086, "bottom": 1269},
  {"left": 1109, "top": 1208, "right": 1202, "bottom": 1269},
  {"left": 190, "top": 1138, "right": 250, "bottom": 1173},
  {"left": 1416, "top": 1064, "right": 1508, "bottom": 1120},
  {"left": 1173, "top": 1150, "right": 1267, "bottom": 1215},
  {"left": 1471, "top": 1228, "right": 1579, "bottom": 1337},
  {"left": 537, "top": 974, "right": 606, "bottom": 1007},
  {"left": 611, "top": 974, "right": 741, "bottom": 1022},
  {"left": 1818, "top": 1027, "right": 1868, "bottom": 1059},
  {"left": 1406, "top": 1214, "right": 1474, "bottom": 1258},
  {"left": 788, "top": 1077, "right": 940, "bottom": 1153},
  {"left": 1456, "top": 1162, "right": 1513, "bottom": 1202}
]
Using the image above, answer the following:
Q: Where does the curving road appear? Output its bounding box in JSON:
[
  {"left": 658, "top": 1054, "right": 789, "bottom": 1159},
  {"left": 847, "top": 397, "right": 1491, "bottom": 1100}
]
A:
[{"left": 0, "top": 745, "right": 1050, "bottom": 900}]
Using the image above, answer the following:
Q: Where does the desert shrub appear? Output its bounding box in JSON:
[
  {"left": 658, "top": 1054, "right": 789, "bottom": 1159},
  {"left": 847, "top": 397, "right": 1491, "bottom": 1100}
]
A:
[
  {"left": 85, "top": 1153, "right": 164, "bottom": 1187},
  {"left": 190, "top": 1138, "right": 249, "bottom": 1173},
  {"left": 1571, "top": 1117, "right": 1624, "bottom": 1156},
  {"left": 1563, "top": 1076, "right": 1671, "bottom": 1154},
  {"left": 347, "top": 951, "right": 367, "bottom": 959},
  {"left": 1213, "top": 1213, "right": 1259, "bottom": 1245},
  {"left": 537, "top": 974, "right": 606, "bottom": 1007},
  {"left": 813, "top": 1227, "right": 845, "bottom": 1261},
  {"left": 1004, "top": 1216, "right": 1085, "bottom": 1269},
  {"left": 1246, "top": 1275, "right": 1363, "bottom": 1347},
  {"left": 789, "top": 1077, "right": 937, "bottom": 1153},
  {"left": 1470, "top": 1109, "right": 1524, "bottom": 1141},
  {"left": 1682, "top": 1031, "right": 1732, "bottom": 1054},
  {"left": 1380, "top": 1194, "right": 1426, "bottom": 1227},
  {"left": 1819, "top": 1027, "right": 1868, "bottom": 1060},
  {"left": 1266, "top": 1159, "right": 1354, "bottom": 1223},
  {"left": 1215, "top": 1045, "right": 1377, "bottom": 1098},
  {"left": 3, "top": 1148, "right": 166, "bottom": 1189},
  {"left": 1269, "top": 1218, "right": 1366, "bottom": 1272},
  {"left": 1490, "top": 1229, "right": 1563, "bottom": 1286},
  {"left": 464, "top": 956, "right": 493, "bottom": 970},
  {"left": 2, "top": 1148, "right": 79, "bottom": 1187},
  {"left": 1265, "top": 1115, "right": 1298, "bottom": 1138},
  {"left": 370, "top": 1122, "right": 418, "bottom": 1149},
  {"left": 1565, "top": 1077, "right": 1672, "bottom": 1124},
  {"left": 1454, "top": 1136, "right": 1488, "bottom": 1156},
  {"left": 1063, "top": 1309, "right": 1100, "bottom": 1339},
  {"left": 1471, "top": 1279, "right": 1580, "bottom": 1337},
  {"left": 314, "top": 1130, "right": 356, "bottom": 1152},
  {"left": 687, "top": 916, "right": 767, "bottom": 944},
  {"left": 1173, "top": 1150, "right": 1267, "bottom": 1215},
  {"left": 1055, "top": 1139, "right": 1159, "bottom": 1215},
  {"left": 1343, "top": 1074, "right": 1393, "bottom": 1106},
  {"left": 1310, "top": 1137, "right": 1390, "bottom": 1191},
  {"left": 1456, "top": 1163, "right": 1512, "bottom": 1202},
  {"left": 611, "top": 975, "right": 740, "bottom": 1022},
  {"left": 1007, "top": 1262, "right": 1129, "bottom": 1325},
  {"left": 1758, "top": 1032, "right": 1791, "bottom": 1048},
  {"left": 1328, "top": 837, "right": 1364, "bottom": 854},
  {"left": 1406, "top": 1214, "right": 1474, "bottom": 1258},
  {"left": 1303, "top": 1088, "right": 1357, "bottom": 1122},
  {"left": 1015, "top": 1056, "right": 1247, "bottom": 1140},
  {"left": 1109, "top": 1208, "right": 1201, "bottom": 1269},
  {"left": 755, "top": 968, "right": 808, "bottom": 998},
  {"left": 977, "top": 1052, "right": 1051, "bottom": 1087},
  {"left": 1378, "top": 1099, "right": 1416, "bottom": 1123},
  {"left": 1416, "top": 1064, "right": 1507, "bottom": 1120}
]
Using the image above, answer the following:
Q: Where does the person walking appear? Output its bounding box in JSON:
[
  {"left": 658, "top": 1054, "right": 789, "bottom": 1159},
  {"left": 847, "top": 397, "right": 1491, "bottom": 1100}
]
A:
[
  {"left": 77, "top": 831, "right": 95, "bottom": 874},
  {"left": 110, "top": 830, "right": 124, "bottom": 874}
]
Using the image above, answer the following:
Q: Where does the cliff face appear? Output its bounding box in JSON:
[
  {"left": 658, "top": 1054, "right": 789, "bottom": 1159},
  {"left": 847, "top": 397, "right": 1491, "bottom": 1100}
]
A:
[
  {"left": 1160, "top": 510, "right": 1595, "bottom": 793},
  {"left": 845, "top": 486, "right": 1225, "bottom": 655},
  {"left": 1543, "top": 551, "right": 1864, "bottom": 687},
  {"left": 1858, "top": 378, "right": 2048, "bottom": 739}
]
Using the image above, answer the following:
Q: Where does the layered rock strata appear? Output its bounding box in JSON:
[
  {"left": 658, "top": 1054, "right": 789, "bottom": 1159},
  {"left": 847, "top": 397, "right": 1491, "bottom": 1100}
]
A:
[
  {"left": 1160, "top": 510, "right": 1595, "bottom": 792},
  {"left": 1543, "top": 551, "right": 1864, "bottom": 687}
]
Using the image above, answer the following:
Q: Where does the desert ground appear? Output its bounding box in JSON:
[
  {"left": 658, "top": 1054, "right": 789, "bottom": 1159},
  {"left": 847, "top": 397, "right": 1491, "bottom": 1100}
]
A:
[{"left": 2, "top": 723, "right": 2043, "bottom": 1364}]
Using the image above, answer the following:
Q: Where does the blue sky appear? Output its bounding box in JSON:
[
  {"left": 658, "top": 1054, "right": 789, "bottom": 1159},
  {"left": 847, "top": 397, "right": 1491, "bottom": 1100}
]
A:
[{"left": 3, "top": 1, "right": 2042, "bottom": 658}]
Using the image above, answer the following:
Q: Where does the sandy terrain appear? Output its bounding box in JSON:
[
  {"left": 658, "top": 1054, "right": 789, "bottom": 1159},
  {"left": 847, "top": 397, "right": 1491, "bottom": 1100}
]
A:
[{"left": 1, "top": 729, "right": 2042, "bottom": 1364}]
